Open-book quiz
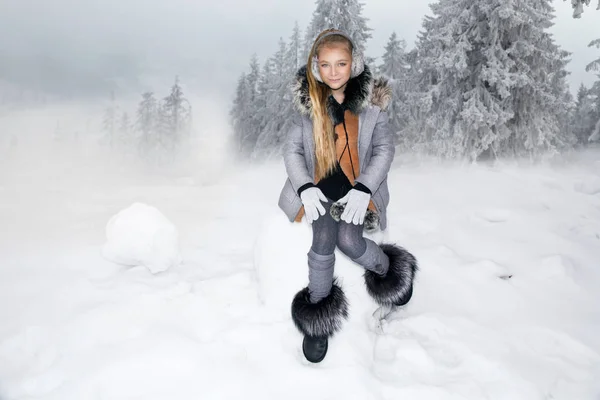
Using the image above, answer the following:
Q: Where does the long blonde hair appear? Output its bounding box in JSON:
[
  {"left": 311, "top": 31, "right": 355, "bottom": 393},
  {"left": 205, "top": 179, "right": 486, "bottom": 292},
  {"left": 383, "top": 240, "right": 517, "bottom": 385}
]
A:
[{"left": 306, "top": 29, "right": 353, "bottom": 180}]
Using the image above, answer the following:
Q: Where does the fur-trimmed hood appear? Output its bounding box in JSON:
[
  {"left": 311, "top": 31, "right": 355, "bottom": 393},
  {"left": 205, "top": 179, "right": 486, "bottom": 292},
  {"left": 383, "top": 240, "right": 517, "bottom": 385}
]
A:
[{"left": 292, "top": 64, "right": 392, "bottom": 124}]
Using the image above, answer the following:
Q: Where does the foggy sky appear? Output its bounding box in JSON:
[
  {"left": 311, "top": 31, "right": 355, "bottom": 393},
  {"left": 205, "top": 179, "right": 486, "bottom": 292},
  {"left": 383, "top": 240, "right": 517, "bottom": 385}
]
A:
[{"left": 1, "top": 0, "right": 598, "bottom": 101}]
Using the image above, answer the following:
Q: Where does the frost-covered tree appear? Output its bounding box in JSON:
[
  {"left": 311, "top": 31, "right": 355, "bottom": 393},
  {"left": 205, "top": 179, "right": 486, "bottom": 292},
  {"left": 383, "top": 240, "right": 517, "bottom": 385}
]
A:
[
  {"left": 102, "top": 91, "right": 118, "bottom": 148},
  {"left": 585, "top": 39, "right": 600, "bottom": 142},
  {"left": 287, "top": 22, "right": 303, "bottom": 71},
  {"left": 253, "top": 32, "right": 305, "bottom": 159},
  {"left": 407, "top": 0, "right": 573, "bottom": 160},
  {"left": 572, "top": 84, "right": 597, "bottom": 144},
  {"left": 118, "top": 112, "right": 133, "bottom": 150},
  {"left": 136, "top": 91, "right": 158, "bottom": 154},
  {"left": 587, "top": 39, "right": 600, "bottom": 73},
  {"left": 231, "top": 73, "right": 250, "bottom": 153},
  {"left": 302, "top": 0, "right": 372, "bottom": 61},
  {"left": 139, "top": 77, "right": 193, "bottom": 163},
  {"left": 253, "top": 39, "right": 288, "bottom": 158},
  {"left": 232, "top": 55, "right": 262, "bottom": 156},
  {"left": 379, "top": 32, "right": 407, "bottom": 80},
  {"left": 378, "top": 32, "right": 410, "bottom": 144},
  {"left": 252, "top": 59, "right": 274, "bottom": 152},
  {"left": 161, "top": 76, "right": 192, "bottom": 152},
  {"left": 563, "top": 0, "right": 600, "bottom": 18}
]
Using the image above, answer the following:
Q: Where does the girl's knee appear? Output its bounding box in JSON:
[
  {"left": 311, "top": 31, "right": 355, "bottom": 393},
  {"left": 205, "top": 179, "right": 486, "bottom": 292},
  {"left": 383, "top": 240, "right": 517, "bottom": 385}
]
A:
[{"left": 336, "top": 225, "right": 365, "bottom": 259}]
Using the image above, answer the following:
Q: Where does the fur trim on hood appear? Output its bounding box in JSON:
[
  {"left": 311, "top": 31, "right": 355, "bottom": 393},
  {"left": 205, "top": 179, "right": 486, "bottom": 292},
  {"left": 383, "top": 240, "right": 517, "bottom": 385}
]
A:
[{"left": 292, "top": 64, "right": 391, "bottom": 124}]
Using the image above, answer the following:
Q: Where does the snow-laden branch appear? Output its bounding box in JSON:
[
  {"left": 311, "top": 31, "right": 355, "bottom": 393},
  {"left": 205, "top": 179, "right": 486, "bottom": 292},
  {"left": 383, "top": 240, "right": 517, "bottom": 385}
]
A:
[{"left": 565, "top": 0, "right": 600, "bottom": 18}]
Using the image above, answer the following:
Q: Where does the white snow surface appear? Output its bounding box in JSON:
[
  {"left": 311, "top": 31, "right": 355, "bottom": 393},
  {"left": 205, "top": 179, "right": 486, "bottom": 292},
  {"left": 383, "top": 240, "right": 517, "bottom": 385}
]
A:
[
  {"left": 1, "top": 148, "right": 600, "bottom": 400},
  {"left": 102, "top": 202, "right": 182, "bottom": 274}
]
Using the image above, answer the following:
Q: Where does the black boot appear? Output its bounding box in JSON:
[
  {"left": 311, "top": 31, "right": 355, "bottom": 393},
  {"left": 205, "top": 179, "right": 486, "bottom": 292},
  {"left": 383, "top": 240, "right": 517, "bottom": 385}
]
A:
[
  {"left": 302, "top": 335, "right": 329, "bottom": 363},
  {"left": 364, "top": 244, "right": 418, "bottom": 307},
  {"left": 291, "top": 279, "right": 348, "bottom": 363}
]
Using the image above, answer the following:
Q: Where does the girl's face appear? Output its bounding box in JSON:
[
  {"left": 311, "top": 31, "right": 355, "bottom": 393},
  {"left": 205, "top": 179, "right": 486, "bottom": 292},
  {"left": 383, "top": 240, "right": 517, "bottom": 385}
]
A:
[{"left": 317, "top": 44, "right": 352, "bottom": 92}]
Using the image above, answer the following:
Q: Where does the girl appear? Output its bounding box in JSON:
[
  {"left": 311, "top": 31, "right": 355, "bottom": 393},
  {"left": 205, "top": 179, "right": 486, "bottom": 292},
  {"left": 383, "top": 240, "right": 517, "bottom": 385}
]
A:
[{"left": 278, "top": 29, "right": 417, "bottom": 363}]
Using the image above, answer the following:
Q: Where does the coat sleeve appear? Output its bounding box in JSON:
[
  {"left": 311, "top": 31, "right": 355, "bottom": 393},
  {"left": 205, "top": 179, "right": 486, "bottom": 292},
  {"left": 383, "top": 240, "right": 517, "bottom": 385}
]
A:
[
  {"left": 283, "top": 114, "right": 314, "bottom": 193},
  {"left": 354, "top": 110, "right": 395, "bottom": 194}
]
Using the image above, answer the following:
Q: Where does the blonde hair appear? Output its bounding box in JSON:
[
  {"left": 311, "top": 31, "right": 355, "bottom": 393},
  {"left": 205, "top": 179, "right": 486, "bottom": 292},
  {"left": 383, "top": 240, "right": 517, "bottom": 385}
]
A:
[{"left": 307, "top": 29, "right": 353, "bottom": 180}]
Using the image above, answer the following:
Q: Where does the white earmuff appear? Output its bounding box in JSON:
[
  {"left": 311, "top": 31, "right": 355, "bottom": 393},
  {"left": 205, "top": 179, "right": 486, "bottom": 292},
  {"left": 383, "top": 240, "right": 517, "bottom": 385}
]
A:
[
  {"left": 350, "top": 49, "right": 365, "bottom": 78},
  {"left": 311, "top": 30, "right": 365, "bottom": 83}
]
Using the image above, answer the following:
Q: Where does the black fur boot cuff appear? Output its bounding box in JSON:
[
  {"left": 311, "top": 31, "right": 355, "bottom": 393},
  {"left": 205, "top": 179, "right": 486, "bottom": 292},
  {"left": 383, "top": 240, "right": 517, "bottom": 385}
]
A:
[{"left": 291, "top": 279, "right": 349, "bottom": 337}]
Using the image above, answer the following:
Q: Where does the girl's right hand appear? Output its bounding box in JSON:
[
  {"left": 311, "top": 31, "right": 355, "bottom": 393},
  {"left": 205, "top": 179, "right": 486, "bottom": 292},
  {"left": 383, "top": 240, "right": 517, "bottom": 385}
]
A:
[{"left": 299, "top": 187, "right": 327, "bottom": 223}]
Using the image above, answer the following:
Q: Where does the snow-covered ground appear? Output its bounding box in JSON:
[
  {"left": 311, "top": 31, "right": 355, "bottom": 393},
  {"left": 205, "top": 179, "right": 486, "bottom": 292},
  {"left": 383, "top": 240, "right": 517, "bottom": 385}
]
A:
[{"left": 1, "top": 143, "right": 600, "bottom": 400}]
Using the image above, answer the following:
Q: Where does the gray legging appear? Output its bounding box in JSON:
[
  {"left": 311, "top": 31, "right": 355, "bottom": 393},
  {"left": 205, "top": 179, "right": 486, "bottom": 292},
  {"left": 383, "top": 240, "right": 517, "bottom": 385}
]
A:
[{"left": 308, "top": 200, "right": 389, "bottom": 303}]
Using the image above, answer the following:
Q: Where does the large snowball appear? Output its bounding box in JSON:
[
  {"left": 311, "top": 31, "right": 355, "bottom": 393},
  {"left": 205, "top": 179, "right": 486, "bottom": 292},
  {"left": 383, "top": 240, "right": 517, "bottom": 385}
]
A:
[
  {"left": 102, "top": 202, "right": 182, "bottom": 274},
  {"left": 254, "top": 210, "right": 388, "bottom": 320}
]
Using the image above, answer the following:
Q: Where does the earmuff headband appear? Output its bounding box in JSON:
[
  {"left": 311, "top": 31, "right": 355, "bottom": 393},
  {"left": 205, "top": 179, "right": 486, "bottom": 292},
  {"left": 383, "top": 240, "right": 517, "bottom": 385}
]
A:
[{"left": 311, "top": 30, "right": 365, "bottom": 83}]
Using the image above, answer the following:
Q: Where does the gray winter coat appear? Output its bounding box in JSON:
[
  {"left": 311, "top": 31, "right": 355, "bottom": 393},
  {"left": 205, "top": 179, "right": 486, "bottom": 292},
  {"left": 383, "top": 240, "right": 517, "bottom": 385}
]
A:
[{"left": 278, "top": 65, "right": 394, "bottom": 230}]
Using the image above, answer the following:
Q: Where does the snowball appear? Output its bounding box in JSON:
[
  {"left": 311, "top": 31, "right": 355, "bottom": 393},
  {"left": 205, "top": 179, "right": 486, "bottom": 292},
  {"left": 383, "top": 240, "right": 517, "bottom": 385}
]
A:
[{"left": 102, "top": 203, "right": 182, "bottom": 274}]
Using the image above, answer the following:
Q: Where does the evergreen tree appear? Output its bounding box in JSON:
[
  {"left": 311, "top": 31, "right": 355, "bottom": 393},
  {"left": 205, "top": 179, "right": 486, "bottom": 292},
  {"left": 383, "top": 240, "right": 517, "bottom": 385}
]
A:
[
  {"left": 408, "top": 0, "right": 573, "bottom": 160},
  {"left": 378, "top": 32, "right": 410, "bottom": 144},
  {"left": 249, "top": 59, "right": 276, "bottom": 155},
  {"left": 586, "top": 39, "right": 600, "bottom": 73},
  {"left": 585, "top": 39, "right": 600, "bottom": 142},
  {"left": 118, "top": 112, "right": 132, "bottom": 150},
  {"left": 102, "top": 91, "right": 118, "bottom": 148},
  {"left": 303, "top": 0, "right": 372, "bottom": 59},
  {"left": 231, "top": 73, "right": 250, "bottom": 153},
  {"left": 254, "top": 38, "right": 292, "bottom": 158},
  {"left": 161, "top": 76, "right": 192, "bottom": 153},
  {"left": 379, "top": 32, "right": 407, "bottom": 80},
  {"left": 237, "top": 55, "right": 262, "bottom": 156},
  {"left": 564, "top": 0, "right": 600, "bottom": 18},
  {"left": 572, "top": 84, "right": 596, "bottom": 144},
  {"left": 136, "top": 92, "right": 158, "bottom": 155},
  {"left": 287, "top": 22, "right": 303, "bottom": 71}
]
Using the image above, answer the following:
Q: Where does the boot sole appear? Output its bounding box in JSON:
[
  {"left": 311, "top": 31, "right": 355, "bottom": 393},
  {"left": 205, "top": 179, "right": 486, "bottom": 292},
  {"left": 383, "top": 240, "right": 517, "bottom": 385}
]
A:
[{"left": 302, "top": 336, "right": 328, "bottom": 363}]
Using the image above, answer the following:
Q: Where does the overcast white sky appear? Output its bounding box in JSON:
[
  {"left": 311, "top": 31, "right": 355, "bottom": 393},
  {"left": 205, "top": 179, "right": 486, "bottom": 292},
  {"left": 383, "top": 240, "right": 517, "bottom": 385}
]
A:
[{"left": 0, "top": 0, "right": 598, "bottom": 100}]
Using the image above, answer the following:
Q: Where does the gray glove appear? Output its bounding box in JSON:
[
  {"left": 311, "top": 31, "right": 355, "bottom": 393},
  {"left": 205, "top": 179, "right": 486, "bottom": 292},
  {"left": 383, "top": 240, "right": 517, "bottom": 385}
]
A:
[
  {"left": 300, "top": 187, "right": 327, "bottom": 223},
  {"left": 337, "top": 189, "right": 370, "bottom": 225}
]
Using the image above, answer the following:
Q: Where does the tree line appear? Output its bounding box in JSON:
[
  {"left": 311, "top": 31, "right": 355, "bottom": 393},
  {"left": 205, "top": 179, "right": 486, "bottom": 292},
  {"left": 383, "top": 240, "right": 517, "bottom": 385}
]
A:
[{"left": 231, "top": 0, "right": 600, "bottom": 162}]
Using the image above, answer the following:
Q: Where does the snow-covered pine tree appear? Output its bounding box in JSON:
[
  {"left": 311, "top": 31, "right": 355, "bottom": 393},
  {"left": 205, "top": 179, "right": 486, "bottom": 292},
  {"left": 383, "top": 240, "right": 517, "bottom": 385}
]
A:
[
  {"left": 118, "top": 112, "right": 132, "bottom": 151},
  {"left": 154, "top": 102, "right": 171, "bottom": 161},
  {"left": 136, "top": 92, "right": 158, "bottom": 156},
  {"left": 564, "top": 0, "right": 600, "bottom": 18},
  {"left": 253, "top": 38, "right": 290, "bottom": 158},
  {"left": 102, "top": 91, "right": 118, "bottom": 148},
  {"left": 287, "top": 22, "right": 303, "bottom": 71},
  {"left": 572, "top": 84, "right": 596, "bottom": 144},
  {"left": 408, "top": 0, "right": 573, "bottom": 160},
  {"left": 250, "top": 58, "right": 275, "bottom": 158},
  {"left": 378, "top": 32, "right": 410, "bottom": 144},
  {"left": 161, "top": 76, "right": 192, "bottom": 154},
  {"left": 278, "top": 23, "right": 307, "bottom": 149},
  {"left": 379, "top": 32, "right": 407, "bottom": 80},
  {"left": 398, "top": 47, "right": 424, "bottom": 152},
  {"left": 302, "top": 0, "right": 372, "bottom": 60},
  {"left": 587, "top": 39, "right": 600, "bottom": 73},
  {"left": 231, "top": 73, "right": 250, "bottom": 153},
  {"left": 585, "top": 38, "right": 600, "bottom": 142},
  {"left": 235, "top": 55, "right": 261, "bottom": 156}
]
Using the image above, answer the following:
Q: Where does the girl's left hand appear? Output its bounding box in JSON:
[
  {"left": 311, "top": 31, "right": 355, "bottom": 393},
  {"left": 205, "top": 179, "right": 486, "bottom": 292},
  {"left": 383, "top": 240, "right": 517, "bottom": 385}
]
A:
[{"left": 337, "top": 189, "right": 370, "bottom": 225}]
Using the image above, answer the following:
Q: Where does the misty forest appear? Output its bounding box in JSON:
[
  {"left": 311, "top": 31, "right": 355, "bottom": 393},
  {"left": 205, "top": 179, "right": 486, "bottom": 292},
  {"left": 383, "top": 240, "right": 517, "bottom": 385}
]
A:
[
  {"left": 2, "top": 0, "right": 599, "bottom": 165},
  {"left": 230, "top": 0, "right": 600, "bottom": 162}
]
